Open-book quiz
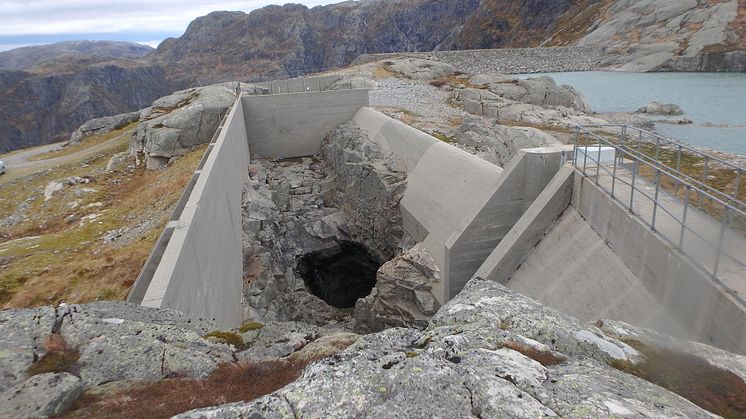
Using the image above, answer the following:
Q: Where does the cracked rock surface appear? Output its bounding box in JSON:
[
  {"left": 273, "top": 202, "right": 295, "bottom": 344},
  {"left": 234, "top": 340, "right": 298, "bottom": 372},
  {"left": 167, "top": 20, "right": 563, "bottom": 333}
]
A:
[{"left": 178, "top": 278, "right": 716, "bottom": 418}]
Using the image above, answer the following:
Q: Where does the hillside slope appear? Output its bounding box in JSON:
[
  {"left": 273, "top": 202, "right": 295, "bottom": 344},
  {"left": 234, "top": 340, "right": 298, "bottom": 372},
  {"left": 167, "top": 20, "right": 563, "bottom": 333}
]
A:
[{"left": 0, "top": 41, "right": 153, "bottom": 70}]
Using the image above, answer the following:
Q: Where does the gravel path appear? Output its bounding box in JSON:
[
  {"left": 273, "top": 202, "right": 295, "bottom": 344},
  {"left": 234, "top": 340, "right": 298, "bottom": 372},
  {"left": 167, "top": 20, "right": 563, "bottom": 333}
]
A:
[{"left": 356, "top": 46, "right": 603, "bottom": 75}]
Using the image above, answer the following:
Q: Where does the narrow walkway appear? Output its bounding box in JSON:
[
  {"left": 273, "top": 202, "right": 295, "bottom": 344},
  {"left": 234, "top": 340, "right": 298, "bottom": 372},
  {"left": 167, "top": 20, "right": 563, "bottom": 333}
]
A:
[{"left": 588, "top": 163, "right": 746, "bottom": 302}]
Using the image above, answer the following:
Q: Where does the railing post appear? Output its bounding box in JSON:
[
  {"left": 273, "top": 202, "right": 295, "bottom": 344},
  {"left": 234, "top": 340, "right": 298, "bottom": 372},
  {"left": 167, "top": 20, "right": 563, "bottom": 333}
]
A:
[
  {"left": 596, "top": 140, "right": 602, "bottom": 184},
  {"left": 713, "top": 207, "right": 730, "bottom": 279},
  {"left": 675, "top": 144, "right": 682, "bottom": 195},
  {"left": 573, "top": 127, "right": 579, "bottom": 169},
  {"left": 582, "top": 132, "right": 589, "bottom": 175},
  {"left": 679, "top": 185, "right": 690, "bottom": 250},
  {"left": 700, "top": 156, "right": 708, "bottom": 208},
  {"left": 652, "top": 168, "right": 661, "bottom": 231},
  {"left": 611, "top": 145, "right": 619, "bottom": 198},
  {"left": 735, "top": 169, "right": 742, "bottom": 200},
  {"left": 630, "top": 159, "right": 638, "bottom": 213}
]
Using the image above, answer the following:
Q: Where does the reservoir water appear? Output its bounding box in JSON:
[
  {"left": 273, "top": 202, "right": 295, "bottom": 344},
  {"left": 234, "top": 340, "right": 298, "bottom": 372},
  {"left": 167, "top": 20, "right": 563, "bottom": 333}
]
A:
[{"left": 520, "top": 72, "right": 746, "bottom": 156}]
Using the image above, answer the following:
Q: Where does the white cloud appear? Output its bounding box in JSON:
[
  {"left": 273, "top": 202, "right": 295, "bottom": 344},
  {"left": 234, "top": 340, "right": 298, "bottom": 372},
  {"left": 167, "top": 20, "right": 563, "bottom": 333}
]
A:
[{"left": 0, "top": 0, "right": 342, "bottom": 36}]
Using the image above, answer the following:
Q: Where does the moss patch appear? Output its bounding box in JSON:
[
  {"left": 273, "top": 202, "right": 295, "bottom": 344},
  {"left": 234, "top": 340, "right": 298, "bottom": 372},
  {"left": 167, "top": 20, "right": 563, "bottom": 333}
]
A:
[
  {"left": 609, "top": 339, "right": 746, "bottom": 418},
  {"left": 204, "top": 331, "right": 246, "bottom": 350},
  {"left": 238, "top": 322, "right": 264, "bottom": 333}
]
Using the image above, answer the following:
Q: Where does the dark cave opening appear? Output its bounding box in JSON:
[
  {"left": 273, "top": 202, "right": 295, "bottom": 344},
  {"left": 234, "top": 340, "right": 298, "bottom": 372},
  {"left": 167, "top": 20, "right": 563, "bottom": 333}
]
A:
[{"left": 297, "top": 241, "right": 380, "bottom": 308}]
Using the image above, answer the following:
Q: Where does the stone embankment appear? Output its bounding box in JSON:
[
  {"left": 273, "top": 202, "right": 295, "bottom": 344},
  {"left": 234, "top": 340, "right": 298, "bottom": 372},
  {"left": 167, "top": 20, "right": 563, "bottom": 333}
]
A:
[{"left": 354, "top": 47, "right": 604, "bottom": 75}]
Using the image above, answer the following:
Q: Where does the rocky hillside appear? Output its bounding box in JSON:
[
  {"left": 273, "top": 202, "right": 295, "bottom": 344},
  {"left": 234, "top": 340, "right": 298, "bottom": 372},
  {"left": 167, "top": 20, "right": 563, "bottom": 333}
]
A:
[
  {"left": 2, "top": 0, "right": 745, "bottom": 153},
  {"left": 0, "top": 41, "right": 153, "bottom": 70}
]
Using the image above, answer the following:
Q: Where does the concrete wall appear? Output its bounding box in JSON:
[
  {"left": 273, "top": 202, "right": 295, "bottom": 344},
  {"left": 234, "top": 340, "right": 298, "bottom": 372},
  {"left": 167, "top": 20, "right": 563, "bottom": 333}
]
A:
[
  {"left": 475, "top": 165, "right": 574, "bottom": 285},
  {"left": 254, "top": 75, "right": 344, "bottom": 95},
  {"left": 572, "top": 172, "right": 746, "bottom": 354},
  {"left": 243, "top": 89, "right": 369, "bottom": 159},
  {"left": 135, "top": 97, "right": 249, "bottom": 328},
  {"left": 442, "top": 147, "right": 571, "bottom": 300}
]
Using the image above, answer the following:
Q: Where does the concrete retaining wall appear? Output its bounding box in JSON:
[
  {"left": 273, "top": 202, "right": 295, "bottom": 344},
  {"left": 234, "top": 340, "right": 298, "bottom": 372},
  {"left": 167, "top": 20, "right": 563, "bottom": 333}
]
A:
[
  {"left": 443, "top": 147, "right": 572, "bottom": 299},
  {"left": 572, "top": 172, "right": 746, "bottom": 354},
  {"left": 243, "top": 89, "right": 369, "bottom": 159},
  {"left": 475, "top": 165, "right": 574, "bottom": 285},
  {"left": 254, "top": 75, "right": 343, "bottom": 95},
  {"left": 135, "top": 97, "right": 249, "bottom": 328}
]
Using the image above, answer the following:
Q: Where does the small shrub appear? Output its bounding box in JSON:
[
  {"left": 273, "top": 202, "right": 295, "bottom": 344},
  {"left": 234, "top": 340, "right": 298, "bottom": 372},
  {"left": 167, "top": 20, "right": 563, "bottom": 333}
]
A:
[{"left": 238, "top": 322, "right": 264, "bottom": 333}]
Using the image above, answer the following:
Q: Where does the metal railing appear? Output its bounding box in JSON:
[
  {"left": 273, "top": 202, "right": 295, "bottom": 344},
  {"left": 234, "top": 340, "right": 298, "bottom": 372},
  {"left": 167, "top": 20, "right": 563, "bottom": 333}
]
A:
[{"left": 572, "top": 125, "right": 746, "bottom": 305}]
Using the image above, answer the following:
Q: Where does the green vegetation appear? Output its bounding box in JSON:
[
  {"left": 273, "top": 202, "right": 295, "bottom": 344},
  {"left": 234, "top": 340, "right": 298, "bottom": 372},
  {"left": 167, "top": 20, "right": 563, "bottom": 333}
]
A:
[
  {"left": 239, "top": 322, "right": 264, "bottom": 333},
  {"left": 430, "top": 131, "right": 455, "bottom": 144},
  {"left": 204, "top": 331, "right": 246, "bottom": 350}
]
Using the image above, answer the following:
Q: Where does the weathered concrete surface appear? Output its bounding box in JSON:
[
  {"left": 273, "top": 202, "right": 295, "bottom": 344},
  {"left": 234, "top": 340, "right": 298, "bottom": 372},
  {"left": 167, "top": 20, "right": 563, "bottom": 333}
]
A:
[
  {"left": 572, "top": 171, "right": 746, "bottom": 354},
  {"left": 254, "top": 74, "right": 344, "bottom": 95},
  {"left": 505, "top": 207, "right": 690, "bottom": 341},
  {"left": 475, "top": 165, "right": 574, "bottom": 285},
  {"left": 139, "top": 97, "right": 248, "bottom": 328},
  {"left": 242, "top": 89, "right": 369, "bottom": 159},
  {"left": 443, "top": 147, "right": 571, "bottom": 300}
]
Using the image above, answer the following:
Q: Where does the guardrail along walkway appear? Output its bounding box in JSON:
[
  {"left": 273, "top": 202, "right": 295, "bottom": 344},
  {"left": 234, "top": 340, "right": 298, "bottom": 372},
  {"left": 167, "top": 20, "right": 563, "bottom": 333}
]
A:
[{"left": 574, "top": 125, "right": 746, "bottom": 306}]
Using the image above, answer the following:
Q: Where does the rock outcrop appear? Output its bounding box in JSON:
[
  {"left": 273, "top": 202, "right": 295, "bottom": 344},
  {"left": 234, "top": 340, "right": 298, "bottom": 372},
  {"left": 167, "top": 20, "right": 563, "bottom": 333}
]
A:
[
  {"left": 68, "top": 111, "right": 140, "bottom": 145},
  {"left": 322, "top": 121, "right": 408, "bottom": 262},
  {"left": 637, "top": 101, "right": 685, "bottom": 115},
  {"left": 0, "top": 372, "right": 83, "bottom": 418},
  {"left": 354, "top": 243, "right": 441, "bottom": 333},
  {"left": 471, "top": 74, "right": 592, "bottom": 113},
  {"left": 180, "top": 278, "right": 729, "bottom": 418},
  {"left": 130, "top": 85, "right": 235, "bottom": 169}
]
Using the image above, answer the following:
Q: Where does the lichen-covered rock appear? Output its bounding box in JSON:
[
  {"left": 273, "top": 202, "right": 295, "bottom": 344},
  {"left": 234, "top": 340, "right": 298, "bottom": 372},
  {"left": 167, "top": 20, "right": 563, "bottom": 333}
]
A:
[
  {"left": 68, "top": 111, "right": 140, "bottom": 145},
  {"left": 129, "top": 85, "right": 235, "bottom": 169},
  {"left": 355, "top": 243, "right": 441, "bottom": 333},
  {"left": 0, "top": 301, "right": 227, "bottom": 393},
  {"left": 0, "top": 372, "right": 83, "bottom": 418},
  {"left": 178, "top": 279, "right": 716, "bottom": 419}
]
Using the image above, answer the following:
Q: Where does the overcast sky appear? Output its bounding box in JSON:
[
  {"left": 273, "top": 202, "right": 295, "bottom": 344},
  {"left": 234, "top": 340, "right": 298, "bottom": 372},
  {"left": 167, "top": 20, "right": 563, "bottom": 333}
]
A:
[{"left": 0, "top": 0, "right": 343, "bottom": 51}]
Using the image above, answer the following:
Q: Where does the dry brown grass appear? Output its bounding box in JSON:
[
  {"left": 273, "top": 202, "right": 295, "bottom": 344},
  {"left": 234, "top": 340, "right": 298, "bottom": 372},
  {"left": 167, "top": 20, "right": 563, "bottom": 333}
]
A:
[
  {"left": 27, "top": 334, "right": 80, "bottom": 377},
  {"left": 62, "top": 359, "right": 307, "bottom": 419},
  {"left": 501, "top": 341, "right": 567, "bottom": 367},
  {"left": 0, "top": 134, "right": 207, "bottom": 308},
  {"left": 609, "top": 339, "right": 746, "bottom": 418}
]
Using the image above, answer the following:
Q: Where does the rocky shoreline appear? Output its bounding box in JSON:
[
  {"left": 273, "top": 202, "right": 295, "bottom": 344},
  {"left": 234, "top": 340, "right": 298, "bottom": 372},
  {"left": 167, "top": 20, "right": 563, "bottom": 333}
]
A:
[{"left": 354, "top": 47, "right": 605, "bottom": 75}]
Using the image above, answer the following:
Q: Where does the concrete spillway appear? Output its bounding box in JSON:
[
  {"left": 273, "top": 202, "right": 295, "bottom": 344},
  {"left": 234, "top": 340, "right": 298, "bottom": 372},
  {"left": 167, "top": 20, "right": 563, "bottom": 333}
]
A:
[{"left": 127, "top": 84, "right": 746, "bottom": 354}]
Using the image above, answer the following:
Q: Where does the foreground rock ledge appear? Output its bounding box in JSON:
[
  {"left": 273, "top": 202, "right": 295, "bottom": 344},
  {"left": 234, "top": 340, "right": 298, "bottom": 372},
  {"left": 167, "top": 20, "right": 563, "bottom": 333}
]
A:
[{"left": 178, "top": 278, "right": 725, "bottom": 418}]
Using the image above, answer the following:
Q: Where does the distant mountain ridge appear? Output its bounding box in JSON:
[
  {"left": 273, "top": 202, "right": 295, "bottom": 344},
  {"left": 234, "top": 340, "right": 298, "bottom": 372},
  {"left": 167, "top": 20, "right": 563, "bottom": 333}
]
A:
[
  {"left": 0, "top": 40, "right": 153, "bottom": 70},
  {"left": 1, "top": 0, "right": 745, "bottom": 153}
]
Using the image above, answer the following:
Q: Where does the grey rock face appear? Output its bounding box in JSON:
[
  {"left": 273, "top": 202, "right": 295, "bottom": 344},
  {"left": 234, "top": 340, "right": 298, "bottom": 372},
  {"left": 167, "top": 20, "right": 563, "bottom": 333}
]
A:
[
  {"left": 637, "top": 101, "right": 685, "bottom": 115},
  {"left": 454, "top": 116, "right": 560, "bottom": 167},
  {"left": 179, "top": 278, "right": 716, "bottom": 418},
  {"left": 0, "top": 372, "right": 83, "bottom": 418},
  {"left": 322, "top": 121, "right": 408, "bottom": 262},
  {"left": 0, "top": 301, "right": 226, "bottom": 393},
  {"left": 355, "top": 243, "right": 441, "bottom": 333},
  {"left": 129, "top": 85, "right": 235, "bottom": 169},
  {"left": 68, "top": 111, "right": 140, "bottom": 145},
  {"left": 474, "top": 74, "right": 592, "bottom": 113},
  {"left": 386, "top": 58, "right": 456, "bottom": 80}
]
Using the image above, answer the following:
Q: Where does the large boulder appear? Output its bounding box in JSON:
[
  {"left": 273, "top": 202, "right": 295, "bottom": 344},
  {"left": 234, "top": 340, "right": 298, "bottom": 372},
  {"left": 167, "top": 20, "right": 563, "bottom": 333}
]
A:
[
  {"left": 68, "top": 111, "right": 140, "bottom": 145},
  {"left": 0, "top": 373, "right": 83, "bottom": 418},
  {"left": 355, "top": 243, "right": 441, "bottom": 333},
  {"left": 129, "top": 85, "right": 235, "bottom": 170},
  {"left": 386, "top": 58, "right": 456, "bottom": 81},
  {"left": 637, "top": 101, "right": 684, "bottom": 115},
  {"left": 471, "top": 74, "right": 592, "bottom": 113}
]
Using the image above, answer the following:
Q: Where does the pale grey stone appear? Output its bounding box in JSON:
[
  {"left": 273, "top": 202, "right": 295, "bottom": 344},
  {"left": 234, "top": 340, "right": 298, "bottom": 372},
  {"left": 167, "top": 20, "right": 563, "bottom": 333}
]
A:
[{"left": 0, "top": 373, "right": 83, "bottom": 418}]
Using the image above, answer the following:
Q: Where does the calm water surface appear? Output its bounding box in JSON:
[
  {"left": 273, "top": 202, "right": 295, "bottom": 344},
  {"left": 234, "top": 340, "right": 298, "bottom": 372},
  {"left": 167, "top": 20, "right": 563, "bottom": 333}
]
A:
[{"left": 519, "top": 72, "right": 746, "bottom": 156}]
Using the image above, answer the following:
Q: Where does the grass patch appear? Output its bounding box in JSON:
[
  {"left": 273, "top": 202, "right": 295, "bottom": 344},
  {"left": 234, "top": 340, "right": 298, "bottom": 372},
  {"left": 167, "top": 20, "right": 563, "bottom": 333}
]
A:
[
  {"left": 28, "top": 122, "right": 137, "bottom": 162},
  {"left": 501, "top": 340, "right": 566, "bottom": 367},
  {"left": 62, "top": 359, "right": 307, "bottom": 419},
  {"left": 0, "top": 136, "right": 207, "bottom": 309},
  {"left": 430, "top": 131, "right": 455, "bottom": 144},
  {"left": 609, "top": 339, "right": 746, "bottom": 418}
]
